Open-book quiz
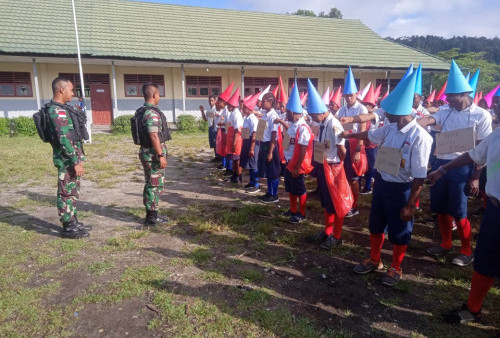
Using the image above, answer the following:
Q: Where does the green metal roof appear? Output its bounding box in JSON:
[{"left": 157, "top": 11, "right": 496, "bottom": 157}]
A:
[{"left": 0, "top": 0, "right": 449, "bottom": 70}]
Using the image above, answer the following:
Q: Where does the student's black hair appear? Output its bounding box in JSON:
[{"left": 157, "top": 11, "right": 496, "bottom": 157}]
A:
[
  {"left": 209, "top": 94, "right": 217, "bottom": 100},
  {"left": 262, "top": 92, "right": 276, "bottom": 105}
]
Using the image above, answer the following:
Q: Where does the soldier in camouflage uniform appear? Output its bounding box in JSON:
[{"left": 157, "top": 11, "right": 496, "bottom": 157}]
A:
[
  {"left": 48, "top": 77, "right": 90, "bottom": 238},
  {"left": 138, "top": 83, "right": 169, "bottom": 226}
]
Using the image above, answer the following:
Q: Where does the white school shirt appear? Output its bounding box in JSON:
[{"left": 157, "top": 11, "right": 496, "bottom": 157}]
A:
[
  {"left": 368, "top": 118, "right": 433, "bottom": 183},
  {"left": 432, "top": 103, "right": 492, "bottom": 160},
  {"left": 214, "top": 108, "right": 223, "bottom": 131},
  {"left": 338, "top": 101, "right": 368, "bottom": 132},
  {"left": 242, "top": 113, "right": 259, "bottom": 134},
  {"left": 317, "top": 113, "right": 345, "bottom": 163},
  {"left": 261, "top": 108, "right": 280, "bottom": 142},
  {"left": 468, "top": 128, "right": 500, "bottom": 201},
  {"left": 228, "top": 108, "right": 243, "bottom": 130},
  {"left": 205, "top": 105, "right": 216, "bottom": 128},
  {"left": 284, "top": 117, "right": 311, "bottom": 161},
  {"left": 412, "top": 104, "right": 431, "bottom": 132}
]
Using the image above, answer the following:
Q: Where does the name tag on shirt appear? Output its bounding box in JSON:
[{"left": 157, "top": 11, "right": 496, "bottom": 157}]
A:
[
  {"left": 241, "top": 128, "right": 251, "bottom": 140},
  {"left": 435, "top": 127, "right": 475, "bottom": 155},
  {"left": 313, "top": 141, "right": 325, "bottom": 163},
  {"left": 255, "top": 119, "right": 267, "bottom": 141},
  {"left": 310, "top": 125, "right": 320, "bottom": 137},
  {"left": 375, "top": 146, "right": 402, "bottom": 176},
  {"left": 283, "top": 132, "right": 291, "bottom": 150}
]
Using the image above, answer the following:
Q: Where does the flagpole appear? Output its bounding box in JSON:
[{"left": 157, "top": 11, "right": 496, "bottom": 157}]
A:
[{"left": 71, "top": 0, "right": 92, "bottom": 143}]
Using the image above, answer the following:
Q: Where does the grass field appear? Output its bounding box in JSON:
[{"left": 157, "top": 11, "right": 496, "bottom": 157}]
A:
[{"left": 0, "top": 133, "right": 498, "bottom": 337}]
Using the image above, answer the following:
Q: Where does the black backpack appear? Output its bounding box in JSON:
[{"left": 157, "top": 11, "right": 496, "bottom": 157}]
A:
[
  {"left": 33, "top": 103, "right": 55, "bottom": 145},
  {"left": 131, "top": 106, "right": 171, "bottom": 147}
]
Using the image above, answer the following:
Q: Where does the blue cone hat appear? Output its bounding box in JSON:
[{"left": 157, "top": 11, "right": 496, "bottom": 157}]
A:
[
  {"left": 343, "top": 66, "right": 358, "bottom": 94},
  {"left": 414, "top": 63, "right": 423, "bottom": 95},
  {"left": 286, "top": 81, "right": 303, "bottom": 114},
  {"left": 400, "top": 63, "right": 414, "bottom": 84},
  {"left": 306, "top": 79, "right": 328, "bottom": 114},
  {"left": 381, "top": 70, "right": 418, "bottom": 116},
  {"left": 445, "top": 59, "right": 473, "bottom": 94},
  {"left": 465, "top": 72, "right": 470, "bottom": 81},
  {"left": 468, "top": 69, "right": 480, "bottom": 98}
]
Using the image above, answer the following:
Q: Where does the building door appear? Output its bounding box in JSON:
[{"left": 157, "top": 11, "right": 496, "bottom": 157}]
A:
[{"left": 90, "top": 84, "right": 112, "bottom": 125}]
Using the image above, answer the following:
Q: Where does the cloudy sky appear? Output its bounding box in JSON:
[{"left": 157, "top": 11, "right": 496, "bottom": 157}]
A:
[{"left": 136, "top": 0, "right": 499, "bottom": 38}]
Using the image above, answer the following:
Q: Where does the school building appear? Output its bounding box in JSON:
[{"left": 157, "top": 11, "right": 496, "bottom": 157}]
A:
[{"left": 0, "top": 0, "right": 449, "bottom": 126}]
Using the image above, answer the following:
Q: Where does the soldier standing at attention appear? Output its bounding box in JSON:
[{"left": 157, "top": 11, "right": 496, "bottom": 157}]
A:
[
  {"left": 138, "top": 83, "right": 169, "bottom": 226},
  {"left": 48, "top": 77, "right": 89, "bottom": 239}
]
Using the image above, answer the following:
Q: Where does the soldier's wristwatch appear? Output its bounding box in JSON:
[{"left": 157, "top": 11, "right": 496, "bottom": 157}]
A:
[{"left": 158, "top": 152, "right": 165, "bottom": 158}]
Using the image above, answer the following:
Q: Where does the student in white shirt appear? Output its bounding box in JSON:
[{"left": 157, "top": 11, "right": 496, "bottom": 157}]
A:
[
  {"left": 199, "top": 95, "right": 217, "bottom": 161},
  {"left": 240, "top": 93, "right": 261, "bottom": 194},
  {"left": 428, "top": 128, "right": 500, "bottom": 325},
  {"left": 224, "top": 88, "right": 244, "bottom": 184},
  {"left": 418, "top": 60, "right": 492, "bottom": 267},
  {"left": 345, "top": 71, "right": 432, "bottom": 286}
]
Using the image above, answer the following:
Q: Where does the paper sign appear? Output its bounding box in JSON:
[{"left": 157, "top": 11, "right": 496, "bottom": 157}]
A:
[
  {"left": 374, "top": 146, "right": 402, "bottom": 176},
  {"left": 255, "top": 119, "right": 267, "bottom": 141},
  {"left": 343, "top": 122, "right": 354, "bottom": 132},
  {"left": 311, "top": 125, "right": 319, "bottom": 137},
  {"left": 241, "top": 128, "right": 250, "bottom": 140},
  {"left": 283, "top": 132, "right": 291, "bottom": 150},
  {"left": 435, "top": 127, "right": 475, "bottom": 155},
  {"left": 313, "top": 141, "right": 325, "bottom": 163}
]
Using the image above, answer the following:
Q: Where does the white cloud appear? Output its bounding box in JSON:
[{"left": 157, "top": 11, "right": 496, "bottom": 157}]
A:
[{"left": 234, "top": 0, "right": 499, "bottom": 38}]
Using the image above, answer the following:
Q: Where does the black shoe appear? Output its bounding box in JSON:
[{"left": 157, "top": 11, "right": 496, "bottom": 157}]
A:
[
  {"left": 246, "top": 186, "right": 261, "bottom": 194},
  {"left": 306, "top": 230, "right": 328, "bottom": 244},
  {"left": 359, "top": 188, "right": 372, "bottom": 195},
  {"left": 223, "top": 170, "right": 233, "bottom": 177},
  {"left": 345, "top": 208, "right": 360, "bottom": 218},
  {"left": 62, "top": 220, "right": 89, "bottom": 239},
  {"left": 289, "top": 214, "right": 306, "bottom": 223},
  {"left": 319, "top": 235, "right": 342, "bottom": 250},
  {"left": 243, "top": 183, "right": 253, "bottom": 190},
  {"left": 261, "top": 194, "right": 279, "bottom": 204},
  {"left": 144, "top": 210, "right": 168, "bottom": 226},
  {"left": 217, "top": 165, "right": 226, "bottom": 171},
  {"left": 74, "top": 217, "right": 92, "bottom": 231},
  {"left": 442, "top": 304, "right": 480, "bottom": 324},
  {"left": 258, "top": 192, "right": 271, "bottom": 201},
  {"left": 282, "top": 209, "right": 295, "bottom": 217}
]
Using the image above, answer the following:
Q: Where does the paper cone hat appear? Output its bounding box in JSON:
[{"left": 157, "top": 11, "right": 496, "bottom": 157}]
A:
[
  {"left": 436, "top": 81, "right": 447, "bottom": 101},
  {"left": 286, "top": 81, "right": 303, "bottom": 114},
  {"left": 381, "top": 91, "right": 389, "bottom": 102},
  {"left": 362, "top": 84, "right": 376, "bottom": 106},
  {"left": 278, "top": 77, "right": 288, "bottom": 103},
  {"left": 374, "top": 84, "right": 382, "bottom": 101},
  {"left": 306, "top": 78, "right": 328, "bottom": 114},
  {"left": 227, "top": 87, "right": 240, "bottom": 107},
  {"left": 414, "top": 63, "right": 423, "bottom": 95},
  {"left": 243, "top": 94, "right": 252, "bottom": 101},
  {"left": 468, "top": 69, "right": 480, "bottom": 98},
  {"left": 243, "top": 92, "right": 260, "bottom": 111},
  {"left": 358, "top": 82, "right": 372, "bottom": 101},
  {"left": 425, "top": 89, "right": 436, "bottom": 103},
  {"left": 445, "top": 60, "right": 473, "bottom": 94},
  {"left": 322, "top": 87, "right": 331, "bottom": 105},
  {"left": 300, "top": 92, "right": 308, "bottom": 106},
  {"left": 218, "top": 82, "right": 234, "bottom": 103},
  {"left": 331, "top": 86, "right": 342, "bottom": 107},
  {"left": 381, "top": 70, "right": 417, "bottom": 116},
  {"left": 482, "top": 86, "right": 500, "bottom": 107},
  {"left": 465, "top": 72, "right": 470, "bottom": 81},
  {"left": 258, "top": 85, "right": 271, "bottom": 100},
  {"left": 272, "top": 85, "right": 279, "bottom": 98},
  {"left": 400, "top": 63, "right": 414, "bottom": 84},
  {"left": 473, "top": 92, "right": 480, "bottom": 105},
  {"left": 343, "top": 66, "right": 358, "bottom": 94}
]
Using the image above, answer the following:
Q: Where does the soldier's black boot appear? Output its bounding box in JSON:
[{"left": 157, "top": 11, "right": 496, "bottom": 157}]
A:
[
  {"left": 74, "top": 216, "right": 92, "bottom": 231},
  {"left": 144, "top": 210, "right": 168, "bottom": 226},
  {"left": 62, "top": 220, "right": 89, "bottom": 239}
]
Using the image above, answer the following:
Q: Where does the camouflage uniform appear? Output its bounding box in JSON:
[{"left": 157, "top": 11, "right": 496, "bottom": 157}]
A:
[
  {"left": 140, "top": 103, "right": 167, "bottom": 211},
  {"left": 47, "top": 100, "right": 85, "bottom": 224}
]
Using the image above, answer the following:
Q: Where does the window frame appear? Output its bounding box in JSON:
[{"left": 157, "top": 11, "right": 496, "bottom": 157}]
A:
[
  {"left": 186, "top": 76, "right": 222, "bottom": 98},
  {"left": 0, "top": 72, "right": 33, "bottom": 97},
  {"left": 124, "top": 74, "right": 166, "bottom": 98}
]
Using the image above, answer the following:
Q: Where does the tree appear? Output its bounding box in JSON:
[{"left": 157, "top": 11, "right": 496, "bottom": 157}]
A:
[
  {"left": 318, "top": 7, "right": 343, "bottom": 19},
  {"left": 291, "top": 9, "right": 317, "bottom": 17}
]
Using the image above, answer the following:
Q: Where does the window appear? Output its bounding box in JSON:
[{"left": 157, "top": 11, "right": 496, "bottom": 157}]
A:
[
  {"left": 244, "top": 77, "right": 279, "bottom": 97},
  {"left": 289, "top": 78, "right": 318, "bottom": 95},
  {"left": 186, "top": 76, "right": 221, "bottom": 97},
  {"left": 376, "top": 79, "right": 399, "bottom": 96},
  {"left": 124, "top": 74, "right": 165, "bottom": 97},
  {"left": 0, "top": 72, "right": 32, "bottom": 97},
  {"left": 59, "top": 73, "right": 111, "bottom": 98},
  {"left": 333, "top": 78, "right": 361, "bottom": 93}
]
